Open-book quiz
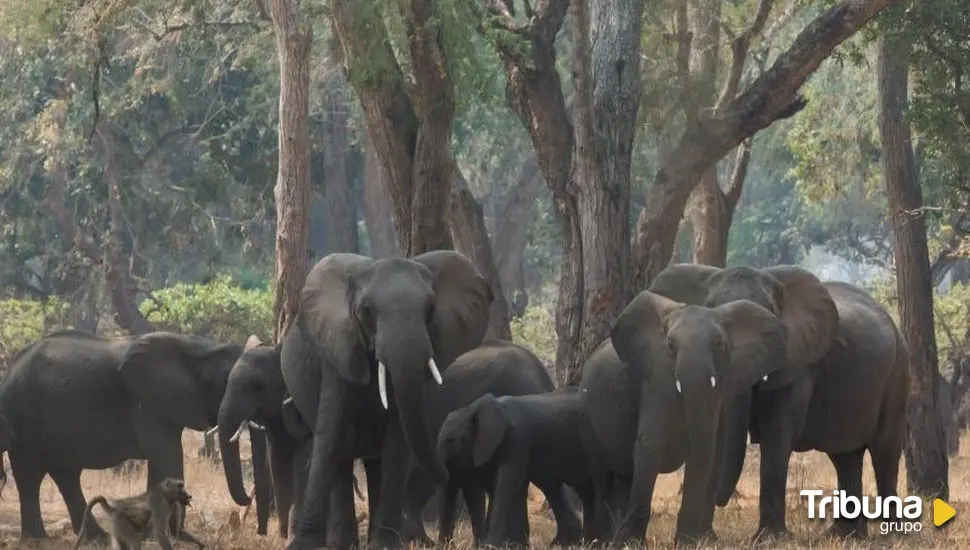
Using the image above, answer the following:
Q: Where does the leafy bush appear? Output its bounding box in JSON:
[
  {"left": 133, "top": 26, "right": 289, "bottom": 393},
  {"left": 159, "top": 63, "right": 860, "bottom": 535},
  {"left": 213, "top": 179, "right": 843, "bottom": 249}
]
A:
[
  {"left": 510, "top": 306, "right": 557, "bottom": 366},
  {"left": 140, "top": 275, "right": 274, "bottom": 344},
  {"left": 0, "top": 297, "right": 71, "bottom": 369}
]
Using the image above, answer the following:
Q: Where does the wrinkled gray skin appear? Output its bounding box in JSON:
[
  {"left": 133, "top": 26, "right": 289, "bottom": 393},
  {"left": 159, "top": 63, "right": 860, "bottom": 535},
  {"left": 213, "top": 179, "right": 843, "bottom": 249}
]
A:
[
  {"left": 398, "top": 340, "right": 572, "bottom": 548},
  {"left": 649, "top": 265, "right": 909, "bottom": 539},
  {"left": 282, "top": 251, "right": 492, "bottom": 550},
  {"left": 584, "top": 292, "right": 788, "bottom": 546},
  {"left": 0, "top": 330, "right": 243, "bottom": 543},
  {"left": 437, "top": 389, "right": 594, "bottom": 549}
]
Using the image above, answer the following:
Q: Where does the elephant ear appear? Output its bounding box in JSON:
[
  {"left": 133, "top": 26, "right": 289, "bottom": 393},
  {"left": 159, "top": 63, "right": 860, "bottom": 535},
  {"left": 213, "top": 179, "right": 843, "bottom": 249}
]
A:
[
  {"left": 714, "top": 300, "right": 788, "bottom": 399},
  {"left": 471, "top": 395, "right": 506, "bottom": 467},
  {"left": 611, "top": 290, "right": 683, "bottom": 378},
  {"left": 412, "top": 250, "right": 492, "bottom": 368},
  {"left": 762, "top": 266, "right": 839, "bottom": 368},
  {"left": 648, "top": 263, "right": 721, "bottom": 305},
  {"left": 119, "top": 332, "right": 237, "bottom": 431},
  {"left": 299, "top": 253, "right": 374, "bottom": 386}
]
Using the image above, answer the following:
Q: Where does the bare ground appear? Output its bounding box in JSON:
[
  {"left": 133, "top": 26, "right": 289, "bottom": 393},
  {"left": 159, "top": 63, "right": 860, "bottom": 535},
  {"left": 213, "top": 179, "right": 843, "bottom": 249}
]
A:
[{"left": 0, "top": 432, "right": 968, "bottom": 549}]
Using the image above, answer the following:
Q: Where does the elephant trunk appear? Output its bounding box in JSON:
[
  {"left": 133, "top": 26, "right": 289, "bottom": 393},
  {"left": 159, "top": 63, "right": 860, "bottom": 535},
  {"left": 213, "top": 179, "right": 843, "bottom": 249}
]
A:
[
  {"left": 250, "top": 426, "right": 273, "bottom": 535},
  {"left": 376, "top": 327, "right": 448, "bottom": 486},
  {"left": 677, "top": 357, "right": 721, "bottom": 538},
  {"left": 715, "top": 389, "right": 751, "bottom": 507},
  {"left": 217, "top": 399, "right": 254, "bottom": 506}
]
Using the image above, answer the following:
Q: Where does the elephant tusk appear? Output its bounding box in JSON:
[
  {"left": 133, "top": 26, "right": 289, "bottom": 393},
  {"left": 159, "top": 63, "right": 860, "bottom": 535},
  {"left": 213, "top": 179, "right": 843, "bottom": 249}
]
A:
[
  {"left": 710, "top": 376, "right": 716, "bottom": 389},
  {"left": 675, "top": 380, "right": 682, "bottom": 393},
  {"left": 248, "top": 421, "right": 266, "bottom": 431},
  {"left": 205, "top": 426, "right": 219, "bottom": 437},
  {"left": 283, "top": 396, "right": 293, "bottom": 406},
  {"left": 763, "top": 374, "right": 769, "bottom": 382},
  {"left": 428, "top": 357, "right": 442, "bottom": 385},
  {"left": 378, "top": 361, "right": 389, "bottom": 410},
  {"left": 229, "top": 421, "right": 248, "bottom": 443}
]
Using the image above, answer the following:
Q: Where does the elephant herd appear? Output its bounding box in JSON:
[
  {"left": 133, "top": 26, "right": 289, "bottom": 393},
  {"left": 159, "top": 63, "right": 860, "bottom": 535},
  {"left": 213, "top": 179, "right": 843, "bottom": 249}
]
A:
[{"left": 0, "top": 250, "right": 910, "bottom": 549}]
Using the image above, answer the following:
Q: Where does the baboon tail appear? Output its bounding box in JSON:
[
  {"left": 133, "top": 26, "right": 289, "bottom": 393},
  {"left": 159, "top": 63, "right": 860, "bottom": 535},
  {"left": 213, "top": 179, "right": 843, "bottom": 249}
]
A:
[{"left": 72, "top": 496, "right": 110, "bottom": 550}]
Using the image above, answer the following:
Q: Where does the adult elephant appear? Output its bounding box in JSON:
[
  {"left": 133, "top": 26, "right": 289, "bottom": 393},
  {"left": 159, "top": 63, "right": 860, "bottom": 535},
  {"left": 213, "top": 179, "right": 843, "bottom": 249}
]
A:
[
  {"left": 281, "top": 250, "right": 492, "bottom": 550},
  {"left": 582, "top": 293, "right": 789, "bottom": 546},
  {"left": 0, "top": 329, "right": 245, "bottom": 542},
  {"left": 649, "top": 265, "right": 909, "bottom": 539}
]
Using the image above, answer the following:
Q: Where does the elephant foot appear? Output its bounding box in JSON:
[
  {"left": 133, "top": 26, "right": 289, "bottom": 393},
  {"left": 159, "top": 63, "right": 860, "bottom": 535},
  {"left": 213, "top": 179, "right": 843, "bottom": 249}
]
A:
[
  {"left": 286, "top": 534, "right": 330, "bottom": 550},
  {"left": 400, "top": 517, "right": 432, "bottom": 547},
  {"left": 367, "top": 527, "right": 405, "bottom": 550},
  {"left": 823, "top": 521, "right": 867, "bottom": 540},
  {"left": 608, "top": 530, "right": 645, "bottom": 550},
  {"left": 551, "top": 521, "right": 584, "bottom": 547},
  {"left": 750, "top": 526, "right": 791, "bottom": 546},
  {"left": 674, "top": 529, "right": 717, "bottom": 547}
]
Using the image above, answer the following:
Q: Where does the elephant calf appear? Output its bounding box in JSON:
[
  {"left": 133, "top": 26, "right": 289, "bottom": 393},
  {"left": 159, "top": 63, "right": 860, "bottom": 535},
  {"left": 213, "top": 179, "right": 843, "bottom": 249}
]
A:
[{"left": 436, "top": 388, "right": 594, "bottom": 548}]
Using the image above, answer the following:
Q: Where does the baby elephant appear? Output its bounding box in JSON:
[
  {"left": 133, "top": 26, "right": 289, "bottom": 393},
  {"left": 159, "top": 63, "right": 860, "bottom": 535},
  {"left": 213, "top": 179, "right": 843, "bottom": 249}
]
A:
[{"left": 437, "top": 388, "right": 594, "bottom": 548}]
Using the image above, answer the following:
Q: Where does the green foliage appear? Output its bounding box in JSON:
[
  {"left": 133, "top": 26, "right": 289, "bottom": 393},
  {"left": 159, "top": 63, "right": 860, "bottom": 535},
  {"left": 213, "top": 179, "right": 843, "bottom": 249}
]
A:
[
  {"left": 0, "top": 297, "right": 71, "bottom": 369},
  {"left": 510, "top": 306, "right": 556, "bottom": 365},
  {"left": 869, "top": 279, "right": 970, "bottom": 378},
  {"left": 140, "top": 275, "right": 273, "bottom": 344}
]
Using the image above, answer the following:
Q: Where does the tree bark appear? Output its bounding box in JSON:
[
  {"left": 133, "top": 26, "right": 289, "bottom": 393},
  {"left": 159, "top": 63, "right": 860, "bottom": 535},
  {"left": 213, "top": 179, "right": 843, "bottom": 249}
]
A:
[
  {"left": 320, "top": 71, "right": 359, "bottom": 254},
  {"left": 689, "top": 140, "right": 750, "bottom": 266},
  {"left": 877, "top": 37, "right": 949, "bottom": 500},
  {"left": 330, "top": 0, "right": 455, "bottom": 257},
  {"left": 448, "top": 166, "right": 512, "bottom": 340},
  {"left": 268, "top": 0, "right": 312, "bottom": 343},
  {"left": 632, "top": 0, "right": 902, "bottom": 289},
  {"left": 493, "top": 156, "right": 543, "bottom": 314},
  {"left": 362, "top": 132, "right": 400, "bottom": 258}
]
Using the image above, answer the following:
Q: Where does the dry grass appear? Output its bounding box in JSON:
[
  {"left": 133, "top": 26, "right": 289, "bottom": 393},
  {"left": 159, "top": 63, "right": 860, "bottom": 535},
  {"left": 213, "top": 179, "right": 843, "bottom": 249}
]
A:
[{"left": 1, "top": 432, "right": 969, "bottom": 549}]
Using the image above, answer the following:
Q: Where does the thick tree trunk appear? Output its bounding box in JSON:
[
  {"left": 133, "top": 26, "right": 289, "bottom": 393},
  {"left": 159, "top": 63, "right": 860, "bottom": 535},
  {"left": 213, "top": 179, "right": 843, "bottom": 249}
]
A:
[
  {"left": 448, "top": 166, "right": 512, "bottom": 340},
  {"left": 631, "top": 0, "right": 902, "bottom": 289},
  {"left": 689, "top": 141, "right": 750, "bottom": 266},
  {"left": 877, "top": 38, "right": 949, "bottom": 500},
  {"left": 362, "top": 133, "right": 400, "bottom": 257},
  {"left": 330, "top": 0, "right": 455, "bottom": 257},
  {"left": 269, "top": 0, "right": 312, "bottom": 343},
  {"left": 320, "top": 71, "right": 359, "bottom": 254}
]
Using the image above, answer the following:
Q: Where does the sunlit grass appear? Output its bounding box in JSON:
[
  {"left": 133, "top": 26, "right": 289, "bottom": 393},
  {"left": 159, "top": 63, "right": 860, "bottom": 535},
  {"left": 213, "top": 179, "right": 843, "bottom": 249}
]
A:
[{"left": 1, "top": 431, "right": 968, "bottom": 548}]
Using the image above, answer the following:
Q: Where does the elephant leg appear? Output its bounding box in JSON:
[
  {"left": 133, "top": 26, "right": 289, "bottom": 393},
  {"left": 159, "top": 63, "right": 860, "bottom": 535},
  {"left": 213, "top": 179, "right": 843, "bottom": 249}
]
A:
[
  {"left": 368, "top": 417, "right": 410, "bottom": 550},
  {"left": 139, "top": 418, "right": 186, "bottom": 540},
  {"left": 401, "top": 467, "right": 434, "bottom": 546},
  {"left": 612, "top": 410, "right": 668, "bottom": 549},
  {"left": 483, "top": 459, "right": 531, "bottom": 549},
  {"left": 362, "top": 458, "right": 381, "bottom": 538},
  {"left": 49, "top": 468, "right": 108, "bottom": 542},
  {"left": 754, "top": 384, "right": 810, "bottom": 541},
  {"left": 578, "top": 485, "right": 599, "bottom": 545},
  {"left": 535, "top": 481, "right": 582, "bottom": 547},
  {"left": 462, "top": 482, "right": 487, "bottom": 546},
  {"left": 327, "top": 463, "right": 361, "bottom": 550},
  {"left": 289, "top": 388, "right": 348, "bottom": 550},
  {"left": 435, "top": 479, "right": 461, "bottom": 547},
  {"left": 290, "top": 439, "right": 312, "bottom": 540},
  {"left": 269, "top": 434, "right": 298, "bottom": 539},
  {"left": 825, "top": 448, "right": 867, "bottom": 538},
  {"left": 11, "top": 455, "right": 47, "bottom": 539}
]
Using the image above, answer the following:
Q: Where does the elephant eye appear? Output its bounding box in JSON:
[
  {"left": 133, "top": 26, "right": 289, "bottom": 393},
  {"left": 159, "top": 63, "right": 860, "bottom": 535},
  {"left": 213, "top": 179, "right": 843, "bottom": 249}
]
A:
[{"left": 665, "top": 338, "right": 676, "bottom": 355}]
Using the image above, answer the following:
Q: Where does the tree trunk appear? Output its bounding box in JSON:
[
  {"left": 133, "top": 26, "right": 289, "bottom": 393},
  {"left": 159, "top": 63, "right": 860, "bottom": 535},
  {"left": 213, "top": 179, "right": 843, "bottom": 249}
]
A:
[
  {"left": 689, "top": 141, "right": 750, "bottom": 266},
  {"left": 320, "top": 71, "right": 359, "bottom": 254},
  {"left": 362, "top": 132, "right": 400, "bottom": 257},
  {"left": 877, "top": 37, "right": 949, "bottom": 500},
  {"left": 631, "top": 0, "right": 902, "bottom": 289},
  {"left": 448, "top": 166, "right": 512, "bottom": 340},
  {"left": 330, "top": 0, "right": 455, "bottom": 257},
  {"left": 269, "top": 0, "right": 312, "bottom": 343},
  {"left": 494, "top": 157, "right": 543, "bottom": 316},
  {"left": 556, "top": 0, "right": 643, "bottom": 385}
]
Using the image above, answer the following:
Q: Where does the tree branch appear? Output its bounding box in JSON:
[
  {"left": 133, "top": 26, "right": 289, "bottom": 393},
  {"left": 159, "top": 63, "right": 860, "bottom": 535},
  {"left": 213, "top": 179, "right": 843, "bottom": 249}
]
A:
[{"left": 715, "top": 0, "right": 774, "bottom": 110}]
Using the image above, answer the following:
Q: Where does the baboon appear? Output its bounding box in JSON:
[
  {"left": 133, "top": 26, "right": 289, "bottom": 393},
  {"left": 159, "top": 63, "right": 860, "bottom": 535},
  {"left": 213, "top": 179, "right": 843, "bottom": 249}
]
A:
[{"left": 72, "top": 477, "right": 204, "bottom": 550}]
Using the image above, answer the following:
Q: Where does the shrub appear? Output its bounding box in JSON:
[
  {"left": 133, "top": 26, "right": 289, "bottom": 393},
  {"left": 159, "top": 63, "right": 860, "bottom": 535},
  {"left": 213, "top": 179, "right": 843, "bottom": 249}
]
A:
[
  {"left": 510, "top": 306, "right": 557, "bottom": 366},
  {"left": 140, "top": 275, "right": 274, "bottom": 344},
  {"left": 0, "top": 297, "right": 71, "bottom": 370}
]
